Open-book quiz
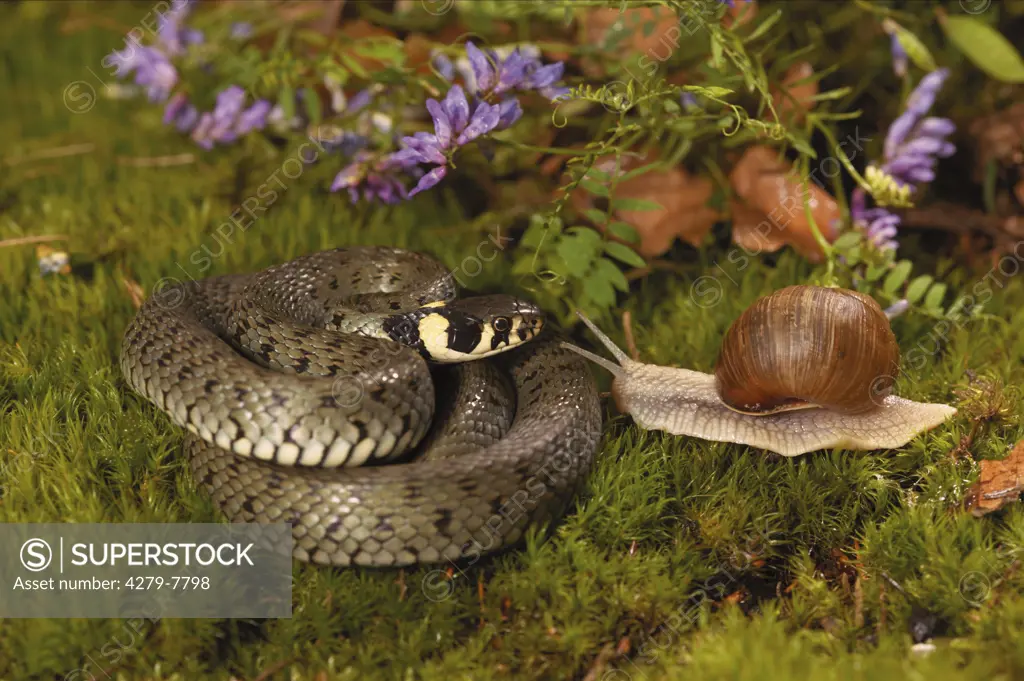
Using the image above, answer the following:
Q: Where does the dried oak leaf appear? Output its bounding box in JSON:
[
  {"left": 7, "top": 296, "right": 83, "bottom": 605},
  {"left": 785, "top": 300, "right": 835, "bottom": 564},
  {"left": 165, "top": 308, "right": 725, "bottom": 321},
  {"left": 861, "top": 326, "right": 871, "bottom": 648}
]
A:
[
  {"left": 581, "top": 7, "right": 679, "bottom": 58},
  {"left": 571, "top": 156, "right": 723, "bottom": 258},
  {"left": 728, "top": 145, "right": 841, "bottom": 263},
  {"left": 967, "top": 440, "right": 1024, "bottom": 517},
  {"left": 578, "top": 7, "right": 679, "bottom": 77},
  {"left": 770, "top": 61, "right": 818, "bottom": 125}
]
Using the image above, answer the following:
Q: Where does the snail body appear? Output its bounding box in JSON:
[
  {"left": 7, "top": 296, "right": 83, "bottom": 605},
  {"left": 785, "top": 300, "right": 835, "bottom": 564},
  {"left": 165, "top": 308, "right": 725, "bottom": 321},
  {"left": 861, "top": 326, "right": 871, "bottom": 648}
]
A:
[{"left": 563, "top": 285, "right": 956, "bottom": 457}]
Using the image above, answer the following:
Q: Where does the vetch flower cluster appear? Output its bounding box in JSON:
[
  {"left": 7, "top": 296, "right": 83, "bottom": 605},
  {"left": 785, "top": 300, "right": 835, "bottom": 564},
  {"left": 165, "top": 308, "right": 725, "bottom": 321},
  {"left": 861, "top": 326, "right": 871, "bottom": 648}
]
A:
[
  {"left": 330, "top": 151, "right": 423, "bottom": 204},
  {"left": 853, "top": 68, "right": 955, "bottom": 251},
  {"left": 107, "top": 1, "right": 271, "bottom": 148},
  {"left": 106, "top": 0, "right": 199, "bottom": 102},
  {"left": 330, "top": 41, "right": 569, "bottom": 203}
]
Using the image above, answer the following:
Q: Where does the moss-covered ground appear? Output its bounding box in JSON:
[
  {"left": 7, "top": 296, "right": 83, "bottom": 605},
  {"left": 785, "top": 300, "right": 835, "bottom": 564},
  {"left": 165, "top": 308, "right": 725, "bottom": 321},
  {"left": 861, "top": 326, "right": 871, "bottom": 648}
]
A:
[{"left": 2, "top": 6, "right": 1024, "bottom": 681}]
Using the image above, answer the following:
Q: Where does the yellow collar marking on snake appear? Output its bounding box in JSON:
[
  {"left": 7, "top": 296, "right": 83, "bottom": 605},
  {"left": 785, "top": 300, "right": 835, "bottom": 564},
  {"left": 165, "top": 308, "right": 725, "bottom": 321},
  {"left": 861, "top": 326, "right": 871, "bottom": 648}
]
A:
[{"left": 415, "top": 311, "right": 540, "bottom": 363}]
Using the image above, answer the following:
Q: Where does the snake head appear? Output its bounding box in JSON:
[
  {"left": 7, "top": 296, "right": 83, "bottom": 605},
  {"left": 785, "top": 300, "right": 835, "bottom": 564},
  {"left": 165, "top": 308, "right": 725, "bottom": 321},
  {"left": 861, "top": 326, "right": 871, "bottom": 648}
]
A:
[{"left": 393, "top": 295, "right": 545, "bottom": 363}]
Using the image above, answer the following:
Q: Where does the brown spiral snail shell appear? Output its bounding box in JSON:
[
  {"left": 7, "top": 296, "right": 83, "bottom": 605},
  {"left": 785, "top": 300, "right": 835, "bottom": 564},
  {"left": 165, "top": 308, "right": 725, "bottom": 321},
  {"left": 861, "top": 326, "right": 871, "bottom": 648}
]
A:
[
  {"left": 562, "top": 285, "right": 956, "bottom": 457},
  {"left": 714, "top": 285, "right": 900, "bottom": 416}
]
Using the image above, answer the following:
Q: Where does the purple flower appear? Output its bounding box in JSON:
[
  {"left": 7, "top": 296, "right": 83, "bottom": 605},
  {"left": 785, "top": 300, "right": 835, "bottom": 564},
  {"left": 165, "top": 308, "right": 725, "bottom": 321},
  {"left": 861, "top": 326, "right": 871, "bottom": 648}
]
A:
[
  {"left": 890, "top": 32, "right": 908, "bottom": 78},
  {"left": 234, "top": 100, "right": 273, "bottom": 136},
  {"left": 465, "top": 42, "right": 497, "bottom": 94},
  {"left": 230, "top": 22, "right": 253, "bottom": 40},
  {"left": 881, "top": 69, "right": 955, "bottom": 189},
  {"left": 462, "top": 41, "right": 569, "bottom": 101},
  {"left": 432, "top": 52, "right": 456, "bottom": 82},
  {"left": 105, "top": 0, "right": 204, "bottom": 103},
  {"left": 107, "top": 42, "right": 178, "bottom": 102},
  {"left": 388, "top": 85, "right": 502, "bottom": 197},
  {"left": 157, "top": 0, "right": 202, "bottom": 56},
  {"left": 496, "top": 98, "right": 523, "bottom": 129},
  {"left": 163, "top": 92, "right": 199, "bottom": 132},
  {"left": 190, "top": 86, "right": 272, "bottom": 149},
  {"left": 330, "top": 151, "right": 418, "bottom": 204},
  {"left": 852, "top": 70, "right": 955, "bottom": 252}
]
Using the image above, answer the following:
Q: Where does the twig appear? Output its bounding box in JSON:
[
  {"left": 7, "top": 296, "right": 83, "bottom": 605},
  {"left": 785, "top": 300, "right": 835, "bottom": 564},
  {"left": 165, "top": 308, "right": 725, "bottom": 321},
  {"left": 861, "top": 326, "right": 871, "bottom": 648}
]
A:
[
  {"left": 581, "top": 642, "right": 618, "bottom": 681},
  {"left": 116, "top": 153, "right": 195, "bottom": 167},
  {"left": 0, "top": 234, "right": 70, "bottom": 249},
  {"left": 251, "top": 657, "right": 298, "bottom": 681},
  {"left": 897, "top": 202, "right": 1018, "bottom": 241},
  {"left": 4, "top": 143, "right": 95, "bottom": 166},
  {"left": 621, "top": 310, "right": 640, "bottom": 361}
]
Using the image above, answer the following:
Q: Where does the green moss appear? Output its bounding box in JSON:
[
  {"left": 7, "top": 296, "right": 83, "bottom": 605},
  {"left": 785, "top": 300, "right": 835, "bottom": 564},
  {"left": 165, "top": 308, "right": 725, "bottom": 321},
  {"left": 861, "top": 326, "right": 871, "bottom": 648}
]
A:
[{"left": 2, "top": 6, "right": 1023, "bottom": 681}]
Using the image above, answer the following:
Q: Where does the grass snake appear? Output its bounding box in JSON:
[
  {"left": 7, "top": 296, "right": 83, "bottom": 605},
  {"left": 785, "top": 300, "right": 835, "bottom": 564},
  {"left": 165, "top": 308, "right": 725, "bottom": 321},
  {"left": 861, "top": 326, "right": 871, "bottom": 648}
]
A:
[{"left": 120, "top": 247, "right": 603, "bottom": 567}]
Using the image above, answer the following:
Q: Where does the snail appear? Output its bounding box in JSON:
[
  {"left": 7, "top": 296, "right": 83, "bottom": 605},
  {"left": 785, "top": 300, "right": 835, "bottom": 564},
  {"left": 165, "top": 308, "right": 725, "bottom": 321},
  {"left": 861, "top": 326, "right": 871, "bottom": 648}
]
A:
[{"left": 563, "top": 285, "right": 957, "bottom": 456}]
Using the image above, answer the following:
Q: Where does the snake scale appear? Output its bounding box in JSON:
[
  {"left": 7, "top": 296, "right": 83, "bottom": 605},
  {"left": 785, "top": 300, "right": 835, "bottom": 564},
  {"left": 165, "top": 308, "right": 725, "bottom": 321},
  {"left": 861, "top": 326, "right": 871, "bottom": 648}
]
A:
[{"left": 120, "top": 247, "right": 603, "bottom": 567}]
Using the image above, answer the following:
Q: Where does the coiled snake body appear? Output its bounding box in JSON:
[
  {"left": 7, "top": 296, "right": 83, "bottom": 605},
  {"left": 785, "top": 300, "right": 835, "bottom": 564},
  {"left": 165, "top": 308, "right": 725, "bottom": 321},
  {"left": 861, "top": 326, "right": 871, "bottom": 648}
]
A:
[{"left": 120, "top": 247, "right": 602, "bottom": 567}]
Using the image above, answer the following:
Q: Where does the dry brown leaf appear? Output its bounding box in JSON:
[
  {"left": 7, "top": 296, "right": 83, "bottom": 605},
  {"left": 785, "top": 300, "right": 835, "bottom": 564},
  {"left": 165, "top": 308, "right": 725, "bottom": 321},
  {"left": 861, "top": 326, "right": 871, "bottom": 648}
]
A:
[
  {"left": 967, "top": 441, "right": 1024, "bottom": 517},
  {"left": 770, "top": 61, "right": 818, "bottom": 124},
  {"left": 728, "top": 145, "right": 841, "bottom": 262},
  {"left": 582, "top": 7, "right": 679, "bottom": 57},
  {"left": 579, "top": 6, "right": 680, "bottom": 77},
  {"left": 571, "top": 155, "right": 723, "bottom": 257},
  {"left": 729, "top": 199, "right": 789, "bottom": 253},
  {"left": 118, "top": 270, "right": 145, "bottom": 310}
]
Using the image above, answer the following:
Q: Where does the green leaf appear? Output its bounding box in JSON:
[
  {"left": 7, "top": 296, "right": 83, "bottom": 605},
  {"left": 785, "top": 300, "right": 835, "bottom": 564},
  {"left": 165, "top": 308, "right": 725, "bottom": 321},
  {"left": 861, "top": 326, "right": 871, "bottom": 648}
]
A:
[
  {"left": 579, "top": 179, "right": 610, "bottom": 198},
  {"left": 831, "top": 230, "right": 863, "bottom": 252},
  {"left": 905, "top": 275, "right": 933, "bottom": 304},
  {"left": 295, "top": 29, "right": 329, "bottom": 47},
  {"left": 865, "top": 262, "right": 889, "bottom": 283},
  {"left": 583, "top": 273, "right": 616, "bottom": 308},
  {"left": 301, "top": 87, "right": 322, "bottom": 126},
  {"left": 339, "top": 52, "right": 369, "bottom": 79},
  {"left": 743, "top": 8, "right": 783, "bottom": 43},
  {"left": 520, "top": 223, "right": 547, "bottom": 250},
  {"left": 788, "top": 135, "right": 817, "bottom": 159},
  {"left": 595, "top": 257, "right": 630, "bottom": 293},
  {"left": 278, "top": 85, "right": 295, "bottom": 123},
  {"left": 884, "top": 20, "right": 937, "bottom": 73},
  {"left": 806, "top": 86, "right": 853, "bottom": 102},
  {"left": 883, "top": 260, "right": 913, "bottom": 294},
  {"left": 710, "top": 35, "right": 724, "bottom": 69},
  {"left": 617, "top": 163, "right": 664, "bottom": 183},
  {"left": 941, "top": 16, "right": 1024, "bottom": 83},
  {"left": 844, "top": 245, "right": 861, "bottom": 267},
  {"left": 521, "top": 214, "right": 562, "bottom": 249},
  {"left": 582, "top": 208, "right": 608, "bottom": 225},
  {"left": 607, "top": 221, "right": 639, "bottom": 244},
  {"left": 353, "top": 38, "right": 406, "bottom": 66},
  {"left": 924, "top": 282, "right": 947, "bottom": 310},
  {"left": 557, "top": 228, "right": 602, "bottom": 278},
  {"left": 612, "top": 198, "right": 662, "bottom": 212},
  {"left": 586, "top": 166, "right": 611, "bottom": 182},
  {"left": 682, "top": 85, "right": 734, "bottom": 99},
  {"left": 604, "top": 241, "right": 647, "bottom": 269}
]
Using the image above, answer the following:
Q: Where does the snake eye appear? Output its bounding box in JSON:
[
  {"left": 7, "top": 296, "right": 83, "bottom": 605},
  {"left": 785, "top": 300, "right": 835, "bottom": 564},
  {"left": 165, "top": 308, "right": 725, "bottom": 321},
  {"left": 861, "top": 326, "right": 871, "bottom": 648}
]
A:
[{"left": 493, "top": 317, "right": 510, "bottom": 333}]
